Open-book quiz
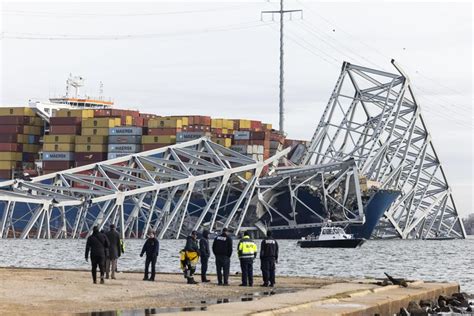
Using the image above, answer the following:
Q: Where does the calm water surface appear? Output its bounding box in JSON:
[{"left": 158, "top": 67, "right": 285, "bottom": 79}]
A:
[{"left": 1, "top": 237, "right": 473, "bottom": 292}]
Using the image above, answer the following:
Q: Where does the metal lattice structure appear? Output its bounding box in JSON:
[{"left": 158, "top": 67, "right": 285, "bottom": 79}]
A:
[
  {"left": 301, "top": 61, "right": 466, "bottom": 239},
  {"left": 0, "top": 138, "right": 288, "bottom": 239},
  {"left": 255, "top": 159, "right": 366, "bottom": 231}
]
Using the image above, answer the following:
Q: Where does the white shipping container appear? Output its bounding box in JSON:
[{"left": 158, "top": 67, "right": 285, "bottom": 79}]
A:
[
  {"left": 233, "top": 131, "right": 250, "bottom": 140},
  {"left": 107, "top": 152, "right": 131, "bottom": 159},
  {"left": 108, "top": 144, "right": 141, "bottom": 153},
  {"left": 43, "top": 152, "right": 74, "bottom": 161},
  {"left": 109, "top": 127, "right": 143, "bottom": 136}
]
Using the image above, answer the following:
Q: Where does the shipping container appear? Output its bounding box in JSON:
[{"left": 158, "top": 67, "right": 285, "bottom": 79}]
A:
[
  {"left": 0, "top": 107, "right": 36, "bottom": 117},
  {"left": 0, "top": 134, "right": 20, "bottom": 143},
  {"left": 49, "top": 117, "right": 82, "bottom": 126},
  {"left": 107, "top": 152, "right": 131, "bottom": 160},
  {"left": 145, "top": 128, "right": 182, "bottom": 136},
  {"left": 43, "top": 152, "right": 75, "bottom": 161},
  {"left": 43, "top": 143, "right": 75, "bottom": 152},
  {"left": 237, "top": 119, "right": 251, "bottom": 129},
  {"left": 43, "top": 135, "right": 76, "bottom": 143},
  {"left": 50, "top": 125, "right": 81, "bottom": 135},
  {"left": 147, "top": 118, "right": 182, "bottom": 129},
  {"left": 23, "top": 126, "right": 42, "bottom": 135},
  {"left": 23, "top": 144, "right": 41, "bottom": 153},
  {"left": 109, "top": 127, "right": 143, "bottom": 136},
  {"left": 75, "top": 144, "right": 108, "bottom": 152},
  {"left": 0, "top": 116, "right": 31, "bottom": 125},
  {"left": 108, "top": 144, "right": 141, "bottom": 153},
  {"left": 81, "top": 128, "right": 110, "bottom": 136},
  {"left": 108, "top": 135, "right": 141, "bottom": 144},
  {"left": 234, "top": 131, "right": 250, "bottom": 140},
  {"left": 75, "top": 152, "right": 107, "bottom": 161},
  {"left": 0, "top": 170, "right": 13, "bottom": 179},
  {"left": 176, "top": 132, "right": 211, "bottom": 142},
  {"left": 0, "top": 126, "right": 23, "bottom": 134},
  {"left": 0, "top": 143, "right": 22, "bottom": 151},
  {"left": 55, "top": 109, "right": 94, "bottom": 118},
  {"left": 0, "top": 161, "right": 21, "bottom": 170},
  {"left": 43, "top": 161, "right": 74, "bottom": 170},
  {"left": 75, "top": 135, "right": 108, "bottom": 144},
  {"left": 142, "top": 135, "right": 176, "bottom": 144},
  {"left": 212, "top": 138, "right": 232, "bottom": 147},
  {"left": 0, "top": 152, "right": 23, "bottom": 161},
  {"left": 82, "top": 118, "right": 119, "bottom": 128}
]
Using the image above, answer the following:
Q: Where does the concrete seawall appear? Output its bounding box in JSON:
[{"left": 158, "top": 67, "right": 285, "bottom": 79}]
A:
[{"left": 0, "top": 268, "right": 459, "bottom": 315}]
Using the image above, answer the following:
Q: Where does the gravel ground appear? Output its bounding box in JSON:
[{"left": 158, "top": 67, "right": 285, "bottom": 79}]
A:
[{"left": 0, "top": 268, "right": 340, "bottom": 315}]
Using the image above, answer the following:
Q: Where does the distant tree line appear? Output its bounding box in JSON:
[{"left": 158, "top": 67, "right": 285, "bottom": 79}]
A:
[{"left": 462, "top": 214, "right": 474, "bottom": 235}]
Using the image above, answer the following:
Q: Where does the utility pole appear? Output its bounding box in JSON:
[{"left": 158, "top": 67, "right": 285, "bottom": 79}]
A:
[{"left": 261, "top": 0, "right": 302, "bottom": 134}]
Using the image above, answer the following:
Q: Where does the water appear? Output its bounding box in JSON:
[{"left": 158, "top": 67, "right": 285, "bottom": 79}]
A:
[{"left": 1, "top": 237, "right": 473, "bottom": 292}]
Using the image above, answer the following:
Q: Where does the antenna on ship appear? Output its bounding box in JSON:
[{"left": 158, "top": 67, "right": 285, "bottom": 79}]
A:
[
  {"left": 261, "top": 0, "right": 302, "bottom": 134},
  {"left": 99, "top": 81, "right": 104, "bottom": 100},
  {"left": 66, "top": 74, "right": 85, "bottom": 98}
]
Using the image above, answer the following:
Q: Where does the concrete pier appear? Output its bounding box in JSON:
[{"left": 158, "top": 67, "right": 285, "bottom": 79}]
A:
[{"left": 0, "top": 268, "right": 459, "bottom": 315}]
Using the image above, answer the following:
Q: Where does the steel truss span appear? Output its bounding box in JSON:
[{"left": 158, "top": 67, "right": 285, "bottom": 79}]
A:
[
  {"left": 0, "top": 138, "right": 288, "bottom": 239},
  {"left": 256, "top": 159, "right": 366, "bottom": 231},
  {"left": 301, "top": 60, "right": 466, "bottom": 239}
]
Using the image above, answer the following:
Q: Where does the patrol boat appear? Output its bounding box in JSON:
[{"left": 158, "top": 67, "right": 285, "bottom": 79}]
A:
[{"left": 296, "top": 226, "right": 366, "bottom": 248}]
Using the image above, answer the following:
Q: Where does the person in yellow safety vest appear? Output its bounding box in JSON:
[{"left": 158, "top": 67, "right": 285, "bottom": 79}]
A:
[
  {"left": 180, "top": 230, "right": 200, "bottom": 284},
  {"left": 237, "top": 231, "right": 258, "bottom": 287}
]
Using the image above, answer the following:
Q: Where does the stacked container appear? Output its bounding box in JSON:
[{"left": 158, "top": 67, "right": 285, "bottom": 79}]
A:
[
  {"left": 75, "top": 117, "right": 118, "bottom": 166},
  {"left": 176, "top": 116, "right": 211, "bottom": 143},
  {"left": 0, "top": 107, "right": 42, "bottom": 179},
  {"left": 143, "top": 117, "right": 181, "bottom": 150},
  {"left": 107, "top": 126, "right": 143, "bottom": 159}
]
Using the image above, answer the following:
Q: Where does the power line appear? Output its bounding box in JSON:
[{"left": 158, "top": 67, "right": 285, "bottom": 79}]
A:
[
  {"left": 1, "top": 5, "right": 251, "bottom": 17},
  {"left": 1, "top": 21, "right": 271, "bottom": 40}
]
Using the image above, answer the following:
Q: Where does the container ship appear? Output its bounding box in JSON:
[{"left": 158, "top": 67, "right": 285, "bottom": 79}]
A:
[{"left": 0, "top": 75, "right": 398, "bottom": 239}]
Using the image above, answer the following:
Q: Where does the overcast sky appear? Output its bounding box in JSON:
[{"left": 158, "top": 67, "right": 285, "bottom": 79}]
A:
[{"left": 0, "top": 1, "right": 472, "bottom": 216}]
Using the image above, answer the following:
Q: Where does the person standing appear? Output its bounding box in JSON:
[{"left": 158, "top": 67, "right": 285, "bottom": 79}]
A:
[
  {"left": 85, "top": 226, "right": 110, "bottom": 284},
  {"left": 237, "top": 231, "right": 257, "bottom": 287},
  {"left": 105, "top": 224, "right": 122, "bottom": 280},
  {"left": 212, "top": 227, "right": 233, "bottom": 286},
  {"left": 199, "top": 230, "right": 211, "bottom": 282},
  {"left": 260, "top": 230, "right": 279, "bottom": 287},
  {"left": 140, "top": 232, "right": 159, "bottom": 281},
  {"left": 182, "top": 230, "right": 200, "bottom": 284}
]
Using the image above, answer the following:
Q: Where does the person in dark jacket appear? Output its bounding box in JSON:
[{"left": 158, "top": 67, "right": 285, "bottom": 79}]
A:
[
  {"left": 260, "top": 230, "right": 279, "bottom": 287},
  {"left": 85, "top": 226, "right": 110, "bottom": 284},
  {"left": 199, "top": 230, "right": 211, "bottom": 282},
  {"left": 182, "top": 230, "right": 200, "bottom": 284},
  {"left": 212, "top": 227, "right": 233, "bottom": 286},
  {"left": 105, "top": 224, "right": 122, "bottom": 280},
  {"left": 140, "top": 231, "right": 160, "bottom": 281}
]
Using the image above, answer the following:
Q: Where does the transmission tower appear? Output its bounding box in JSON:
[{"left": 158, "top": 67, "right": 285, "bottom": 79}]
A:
[{"left": 261, "top": 0, "right": 302, "bottom": 134}]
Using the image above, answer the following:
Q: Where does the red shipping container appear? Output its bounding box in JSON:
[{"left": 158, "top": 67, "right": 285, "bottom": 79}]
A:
[
  {"left": 146, "top": 128, "right": 182, "bottom": 136},
  {"left": 93, "top": 109, "right": 112, "bottom": 117},
  {"left": 43, "top": 161, "right": 74, "bottom": 170},
  {"left": 0, "top": 116, "right": 30, "bottom": 125},
  {"left": 250, "top": 131, "right": 267, "bottom": 140},
  {"left": 0, "top": 125, "right": 23, "bottom": 134},
  {"left": 0, "top": 170, "right": 13, "bottom": 179},
  {"left": 75, "top": 152, "right": 107, "bottom": 161},
  {"left": 0, "top": 143, "right": 22, "bottom": 151},
  {"left": 50, "top": 125, "right": 81, "bottom": 134},
  {"left": 0, "top": 134, "right": 19, "bottom": 143},
  {"left": 50, "top": 117, "right": 82, "bottom": 126},
  {"left": 133, "top": 117, "right": 145, "bottom": 127}
]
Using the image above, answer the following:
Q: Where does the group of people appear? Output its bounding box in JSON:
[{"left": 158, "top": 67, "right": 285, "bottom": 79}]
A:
[
  {"left": 85, "top": 224, "right": 279, "bottom": 288},
  {"left": 84, "top": 224, "right": 123, "bottom": 284},
  {"left": 179, "top": 228, "right": 279, "bottom": 287}
]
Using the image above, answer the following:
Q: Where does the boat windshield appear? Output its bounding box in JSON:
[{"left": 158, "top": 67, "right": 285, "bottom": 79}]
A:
[{"left": 321, "top": 227, "right": 345, "bottom": 235}]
